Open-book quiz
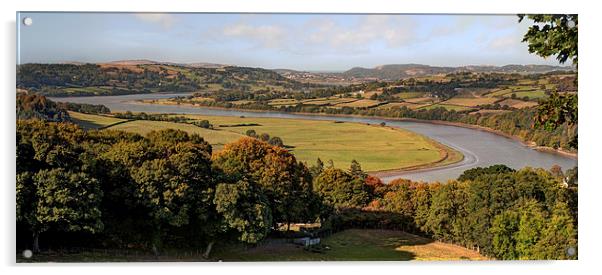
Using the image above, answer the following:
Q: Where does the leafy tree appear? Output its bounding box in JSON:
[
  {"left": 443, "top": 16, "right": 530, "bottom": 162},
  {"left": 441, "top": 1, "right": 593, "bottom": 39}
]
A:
[
  {"left": 29, "top": 169, "right": 103, "bottom": 252},
  {"left": 532, "top": 202, "right": 577, "bottom": 259},
  {"left": 268, "top": 136, "right": 284, "bottom": 147},
  {"left": 313, "top": 168, "right": 370, "bottom": 209},
  {"left": 519, "top": 14, "right": 578, "bottom": 148},
  {"left": 349, "top": 159, "right": 367, "bottom": 180},
  {"left": 213, "top": 137, "right": 317, "bottom": 229},
  {"left": 106, "top": 129, "right": 214, "bottom": 253},
  {"left": 309, "top": 158, "right": 324, "bottom": 178},
  {"left": 490, "top": 209, "right": 520, "bottom": 260},
  {"left": 259, "top": 133, "right": 270, "bottom": 142},
  {"left": 214, "top": 180, "right": 272, "bottom": 244},
  {"left": 245, "top": 129, "right": 257, "bottom": 138},
  {"left": 458, "top": 165, "right": 515, "bottom": 182},
  {"left": 514, "top": 199, "right": 547, "bottom": 259},
  {"left": 519, "top": 14, "right": 577, "bottom": 65}
]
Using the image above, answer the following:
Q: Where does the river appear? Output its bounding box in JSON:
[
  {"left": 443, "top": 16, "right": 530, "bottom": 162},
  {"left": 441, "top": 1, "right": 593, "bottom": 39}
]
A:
[{"left": 50, "top": 93, "right": 578, "bottom": 183}]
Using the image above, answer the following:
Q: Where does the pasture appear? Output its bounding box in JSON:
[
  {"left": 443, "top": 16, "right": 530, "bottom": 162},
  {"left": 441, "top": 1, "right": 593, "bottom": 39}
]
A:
[
  {"left": 419, "top": 104, "right": 475, "bottom": 112},
  {"left": 442, "top": 97, "right": 499, "bottom": 107},
  {"left": 72, "top": 112, "right": 462, "bottom": 172},
  {"left": 335, "top": 99, "right": 381, "bottom": 108}
]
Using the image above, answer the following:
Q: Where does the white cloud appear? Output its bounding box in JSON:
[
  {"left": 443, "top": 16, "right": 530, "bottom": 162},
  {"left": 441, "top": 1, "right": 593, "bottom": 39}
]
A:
[
  {"left": 214, "top": 15, "right": 418, "bottom": 56},
  {"left": 222, "top": 23, "right": 287, "bottom": 49},
  {"left": 133, "top": 13, "right": 175, "bottom": 28},
  {"left": 304, "top": 16, "right": 416, "bottom": 51}
]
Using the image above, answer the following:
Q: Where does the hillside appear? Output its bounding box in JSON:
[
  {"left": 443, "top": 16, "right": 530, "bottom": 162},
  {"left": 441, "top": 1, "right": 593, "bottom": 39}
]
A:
[
  {"left": 340, "top": 64, "right": 574, "bottom": 81},
  {"left": 17, "top": 62, "right": 308, "bottom": 97}
]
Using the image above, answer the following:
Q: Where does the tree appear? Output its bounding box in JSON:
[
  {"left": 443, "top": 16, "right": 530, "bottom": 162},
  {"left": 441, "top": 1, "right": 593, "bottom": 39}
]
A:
[
  {"left": 214, "top": 180, "right": 272, "bottom": 244},
  {"left": 519, "top": 14, "right": 578, "bottom": 66},
  {"left": 349, "top": 159, "right": 367, "bottom": 180},
  {"left": 259, "top": 133, "right": 270, "bottom": 142},
  {"left": 313, "top": 168, "right": 370, "bottom": 209},
  {"left": 30, "top": 169, "right": 103, "bottom": 253},
  {"left": 532, "top": 202, "right": 577, "bottom": 259},
  {"left": 309, "top": 158, "right": 324, "bottom": 178},
  {"left": 213, "top": 137, "right": 317, "bottom": 229},
  {"left": 107, "top": 129, "right": 214, "bottom": 253},
  {"left": 268, "top": 136, "right": 284, "bottom": 147},
  {"left": 519, "top": 14, "right": 578, "bottom": 148},
  {"left": 514, "top": 199, "right": 547, "bottom": 259},
  {"left": 490, "top": 210, "right": 520, "bottom": 260},
  {"left": 245, "top": 129, "right": 257, "bottom": 138}
]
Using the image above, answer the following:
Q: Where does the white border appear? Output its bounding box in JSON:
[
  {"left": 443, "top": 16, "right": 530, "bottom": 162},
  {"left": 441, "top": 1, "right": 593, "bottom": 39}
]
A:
[{"left": 1, "top": 1, "right": 600, "bottom": 275}]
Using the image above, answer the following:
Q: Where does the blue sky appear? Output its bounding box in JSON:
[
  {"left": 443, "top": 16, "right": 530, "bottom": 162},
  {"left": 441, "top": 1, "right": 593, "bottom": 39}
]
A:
[{"left": 17, "top": 12, "right": 565, "bottom": 71}]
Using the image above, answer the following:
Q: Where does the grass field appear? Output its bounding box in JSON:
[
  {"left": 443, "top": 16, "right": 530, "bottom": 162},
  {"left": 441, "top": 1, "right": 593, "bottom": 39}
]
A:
[
  {"left": 503, "top": 90, "right": 548, "bottom": 100},
  {"left": 498, "top": 98, "right": 538, "bottom": 109},
  {"left": 107, "top": 120, "right": 244, "bottom": 151},
  {"left": 335, "top": 99, "right": 381, "bottom": 108},
  {"left": 404, "top": 97, "right": 438, "bottom": 104},
  {"left": 442, "top": 97, "right": 499, "bottom": 107},
  {"left": 212, "top": 229, "right": 488, "bottom": 261},
  {"left": 61, "top": 86, "right": 113, "bottom": 96},
  {"left": 72, "top": 112, "right": 462, "bottom": 172},
  {"left": 419, "top": 104, "right": 475, "bottom": 112},
  {"left": 301, "top": 97, "right": 357, "bottom": 106},
  {"left": 394, "top": 91, "right": 425, "bottom": 99},
  {"left": 69, "top": 112, "right": 127, "bottom": 129},
  {"left": 268, "top": 98, "right": 300, "bottom": 106}
]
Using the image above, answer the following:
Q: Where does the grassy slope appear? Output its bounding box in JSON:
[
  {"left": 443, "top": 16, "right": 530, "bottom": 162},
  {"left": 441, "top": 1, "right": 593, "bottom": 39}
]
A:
[
  {"left": 71, "top": 112, "right": 462, "bottom": 172},
  {"left": 212, "top": 229, "right": 488, "bottom": 261},
  {"left": 69, "top": 112, "right": 127, "bottom": 129},
  {"left": 183, "top": 114, "right": 460, "bottom": 171},
  {"left": 108, "top": 120, "right": 244, "bottom": 151}
]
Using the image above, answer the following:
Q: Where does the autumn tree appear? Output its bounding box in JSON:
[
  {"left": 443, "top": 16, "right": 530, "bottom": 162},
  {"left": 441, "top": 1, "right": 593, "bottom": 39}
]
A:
[{"left": 212, "top": 137, "right": 318, "bottom": 230}]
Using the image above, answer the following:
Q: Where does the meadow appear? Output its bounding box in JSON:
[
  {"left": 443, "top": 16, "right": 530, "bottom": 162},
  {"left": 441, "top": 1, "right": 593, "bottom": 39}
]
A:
[{"left": 70, "top": 112, "right": 462, "bottom": 172}]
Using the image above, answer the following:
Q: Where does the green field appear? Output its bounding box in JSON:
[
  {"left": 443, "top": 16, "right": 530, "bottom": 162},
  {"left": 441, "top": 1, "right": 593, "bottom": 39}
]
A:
[
  {"left": 503, "top": 90, "right": 548, "bottom": 100},
  {"left": 69, "top": 112, "right": 127, "bottom": 129},
  {"left": 419, "top": 104, "right": 475, "bottom": 112},
  {"left": 336, "top": 99, "right": 381, "bottom": 108},
  {"left": 71, "top": 112, "right": 463, "bottom": 172},
  {"left": 394, "top": 91, "right": 425, "bottom": 99},
  {"left": 212, "top": 229, "right": 487, "bottom": 261}
]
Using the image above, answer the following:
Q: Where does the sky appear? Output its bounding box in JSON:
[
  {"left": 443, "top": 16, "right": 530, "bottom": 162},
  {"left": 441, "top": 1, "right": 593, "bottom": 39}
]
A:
[{"left": 17, "top": 12, "right": 566, "bottom": 71}]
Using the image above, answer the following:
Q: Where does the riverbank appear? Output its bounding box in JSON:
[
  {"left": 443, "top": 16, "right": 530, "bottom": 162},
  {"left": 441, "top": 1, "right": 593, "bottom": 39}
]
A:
[{"left": 137, "top": 100, "right": 577, "bottom": 159}]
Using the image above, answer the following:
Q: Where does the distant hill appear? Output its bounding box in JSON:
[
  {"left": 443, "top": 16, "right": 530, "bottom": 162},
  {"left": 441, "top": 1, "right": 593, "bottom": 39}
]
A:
[
  {"left": 17, "top": 62, "right": 307, "bottom": 97},
  {"left": 103, "top": 60, "right": 227, "bottom": 68},
  {"left": 339, "top": 64, "right": 574, "bottom": 80}
]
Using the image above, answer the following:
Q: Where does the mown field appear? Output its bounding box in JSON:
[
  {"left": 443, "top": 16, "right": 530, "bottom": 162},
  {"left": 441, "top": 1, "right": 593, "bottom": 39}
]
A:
[
  {"left": 212, "top": 229, "right": 488, "bottom": 261},
  {"left": 70, "top": 112, "right": 463, "bottom": 172}
]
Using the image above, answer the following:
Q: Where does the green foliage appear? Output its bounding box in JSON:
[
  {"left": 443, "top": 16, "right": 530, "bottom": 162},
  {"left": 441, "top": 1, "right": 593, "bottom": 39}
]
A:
[
  {"left": 519, "top": 14, "right": 578, "bottom": 149},
  {"left": 369, "top": 166, "right": 577, "bottom": 260},
  {"left": 519, "top": 14, "right": 578, "bottom": 66},
  {"left": 33, "top": 168, "right": 104, "bottom": 234},
  {"left": 490, "top": 210, "right": 519, "bottom": 260},
  {"left": 349, "top": 159, "right": 367, "bottom": 180},
  {"left": 458, "top": 165, "right": 515, "bottom": 182},
  {"left": 313, "top": 168, "right": 370, "bottom": 209},
  {"left": 214, "top": 180, "right": 272, "bottom": 243},
  {"left": 213, "top": 137, "right": 318, "bottom": 226}
]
